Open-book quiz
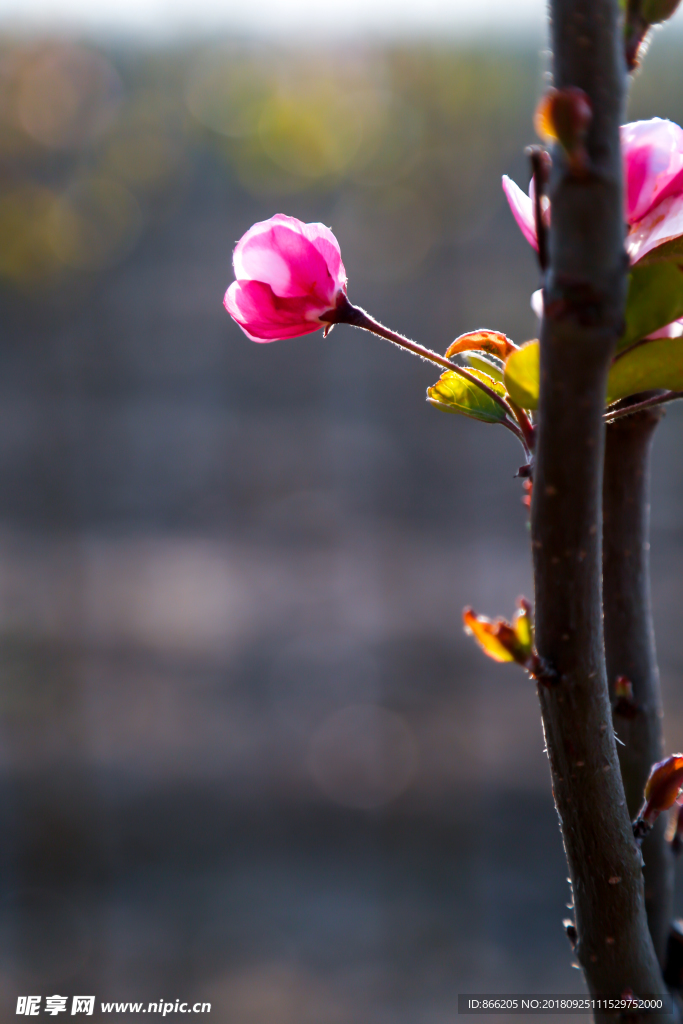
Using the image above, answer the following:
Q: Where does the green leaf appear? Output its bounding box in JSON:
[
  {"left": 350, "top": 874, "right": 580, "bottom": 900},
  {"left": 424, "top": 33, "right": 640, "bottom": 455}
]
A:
[
  {"left": 503, "top": 341, "right": 540, "bottom": 410},
  {"left": 607, "top": 337, "right": 683, "bottom": 404},
  {"left": 465, "top": 352, "right": 505, "bottom": 383},
  {"left": 427, "top": 367, "right": 509, "bottom": 424},
  {"left": 503, "top": 335, "right": 683, "bottom": 410},
  {"left": 637, "top": 236, "right": 683, "bottom": 268},
  {"left": 619, "top": 262, "right": 683, "bottom": 352},
  {"left": 502, "top": 264, "right": 683, "bottom": 410},
  {"left": 641, "top": 0, "right": 681, "bottom": 24}
]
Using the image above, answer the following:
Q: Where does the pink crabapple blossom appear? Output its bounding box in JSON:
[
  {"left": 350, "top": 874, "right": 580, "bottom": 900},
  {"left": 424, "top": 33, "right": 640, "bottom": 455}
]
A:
[
  {"left": 222, "top": 212, "right": 534, "bottom": 452},
  {"left": 502, "top": 117, "right": 683, "bottom": 266},
  {"left": 224, "top": 213, "right": 347, "bottom": 342}
]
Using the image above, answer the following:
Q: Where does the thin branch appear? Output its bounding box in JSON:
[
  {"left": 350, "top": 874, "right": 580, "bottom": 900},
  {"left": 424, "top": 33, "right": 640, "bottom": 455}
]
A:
[
  {"left": 507, "top": 398, "right": 536, "bottom": 452},
  {"left": 603, "top": 407, "right": 673, "bottom": 965},
  {"left": 324, "top": 296, "right": 531, "bottom": 455},
  {"left": 531, "top": 0, "right": 667, "bottom": 1007},
  {"left": 604, "top": 391, "right": 683, "bottom": 422},
  {"left": 527, "top": 145, "right": 550, "bottom": 273}
]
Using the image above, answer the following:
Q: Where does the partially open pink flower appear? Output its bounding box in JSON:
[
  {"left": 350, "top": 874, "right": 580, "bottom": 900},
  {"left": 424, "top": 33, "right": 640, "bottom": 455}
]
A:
[
  {"left": 224, "top": 214, "right": 347, "bottom": 342},
  {"left": 502, "top": 117, "right": 683, "bottom": 266},
  {"left": 622, "top": 119, "right": 683, "bottom": 224}
]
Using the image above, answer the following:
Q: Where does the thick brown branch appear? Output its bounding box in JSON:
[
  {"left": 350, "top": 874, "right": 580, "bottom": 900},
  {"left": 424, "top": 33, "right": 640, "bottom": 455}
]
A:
[
  {"left": 531, "top": 0, "right": 667, "bottom": 1012},
  {"left": 604, "top": 405, "right": 673, "bottom": 965}
]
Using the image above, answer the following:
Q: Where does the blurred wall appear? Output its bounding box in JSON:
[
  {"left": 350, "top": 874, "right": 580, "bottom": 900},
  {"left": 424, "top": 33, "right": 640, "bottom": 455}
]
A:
[{"left": 0, "top": 33, "right": 683, "bottom": 1022}]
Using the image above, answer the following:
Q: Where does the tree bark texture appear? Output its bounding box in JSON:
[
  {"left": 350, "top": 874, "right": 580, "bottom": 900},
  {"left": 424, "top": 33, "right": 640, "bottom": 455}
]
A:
[
  {"left": 603, "top": 406, "right": 673, "bottom": 965},
  {"left": 531, "top": 0, "right": 668, "bottom": 1010}
]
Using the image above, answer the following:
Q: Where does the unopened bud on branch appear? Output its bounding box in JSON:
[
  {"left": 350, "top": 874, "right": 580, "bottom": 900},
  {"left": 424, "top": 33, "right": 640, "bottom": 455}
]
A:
[
  {"left": 613, "top": 675, "right": 640, "bottom": 719},
  {"left": 534, "top": 88, "right": 592, "bottom": 176},
  {"left": 635, "top": 755, "right": 683, "bottom": 838}
]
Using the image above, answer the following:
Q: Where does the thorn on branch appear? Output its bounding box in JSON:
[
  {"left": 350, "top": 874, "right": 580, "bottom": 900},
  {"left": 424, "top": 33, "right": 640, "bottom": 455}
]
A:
[{"left": 563, "top": 918, "right": 578, "bottom": 949}]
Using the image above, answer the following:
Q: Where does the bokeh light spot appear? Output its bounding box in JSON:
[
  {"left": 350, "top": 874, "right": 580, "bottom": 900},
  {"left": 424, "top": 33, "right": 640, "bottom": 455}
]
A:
[
  {"left": 185, "top": 52, "right": 272, "bottom": 138},
  {"left": 17, "top": 44, "right": 121, "bottom": 150},
  {"left": 0, "top": 185, "right": 61, "bottom": 286},
  {"left": 47, "top": 176, "right": 143, "bottom": 271},
  {"left": 258, "top": 83, "right": 364, "bottom": 180},
  {"left": 335, "top": 185, "right": 438, "bottom": 281}
]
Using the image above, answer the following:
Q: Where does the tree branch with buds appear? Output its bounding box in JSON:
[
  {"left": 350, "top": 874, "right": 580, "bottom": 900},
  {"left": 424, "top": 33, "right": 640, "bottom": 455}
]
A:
[{"left": 529, "top": 0, "right": 667, "bottom": 1007}]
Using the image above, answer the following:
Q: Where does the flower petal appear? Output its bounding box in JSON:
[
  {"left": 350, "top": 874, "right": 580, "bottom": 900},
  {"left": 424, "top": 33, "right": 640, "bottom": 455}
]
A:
[
  {"left": 224, "top": 279, "right": 327, "bottom": 342},
  {"left": 627, "top": 193, "right": 683, "bottom": 264},
  {"left": 302, "top": 221, "right": 347, "bottom": 292},
  {"left": 502, "top": 175, "right": 538, "bottom": 250},
  {"left": 622, "top": 118, "right": 683, "bottom": 223},
  {"left": 646, "top": 317, "right": 683, "bottom": 340},
  {"left": 531, "top": 289, "right": 544, "bottom": 319},
  {"left": 233, "top": 214, "right": 338, "bottom": 306}
]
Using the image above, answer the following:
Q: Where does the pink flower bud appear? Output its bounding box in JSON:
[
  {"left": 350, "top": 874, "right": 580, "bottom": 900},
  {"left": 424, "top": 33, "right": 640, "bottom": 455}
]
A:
[
  {"left": 224, "top": 214, "right": 347, "bottom": 342},
  {"left": 502, "top": 117, "right": 683, "bottom": 268}
]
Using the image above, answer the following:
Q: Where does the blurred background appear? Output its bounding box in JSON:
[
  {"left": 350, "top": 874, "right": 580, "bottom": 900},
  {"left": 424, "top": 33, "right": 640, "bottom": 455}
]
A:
[{"left": 0, "top": 8, "right": 683, "bottom": 1021}]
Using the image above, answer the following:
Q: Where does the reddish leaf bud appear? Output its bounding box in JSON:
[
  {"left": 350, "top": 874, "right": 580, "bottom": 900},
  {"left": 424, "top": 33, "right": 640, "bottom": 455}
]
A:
[
  {"left": 640, "top": 754, "right": 683, "bottom": 825},
  {"left": 534, "top": 87, "right": 592, "bottom": 174},
  {"left": 614, "top": 675, "right": 634, "bottom": 700},
  {"left": 513, "top": 597, "right": 533, "bottom": 652},
  {"left": 445, "top": 329, "right": 517, "bottom": 361},
  {"left": 613, "top": 676, "right": 640, "bottom": 719},
  {"left": 463, "top": 608, "right": 517, "bottom": 664},
  {"left": 463, "top": 598, "right": 534, "bottom": 668}
]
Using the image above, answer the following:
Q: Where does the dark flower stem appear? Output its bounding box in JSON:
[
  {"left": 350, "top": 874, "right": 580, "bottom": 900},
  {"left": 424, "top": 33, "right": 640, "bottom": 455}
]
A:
[
  {"left": 605, "top": 390, "right": 683, "bottom": 422},
  {"left": 507, "top": 398, "right": 536, "bottom": 453},
  {"left": 531, "top": 0, "right": 668, "bottom": 1008},
  {"left": 323, "top": 296, "right": 531, "bottom": 456},
  {"left": 528, "top": 145, "right": 550, "bottom": 273},
  {"left": 603, "top": 404, "right": 673, "bottom": 964}
]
